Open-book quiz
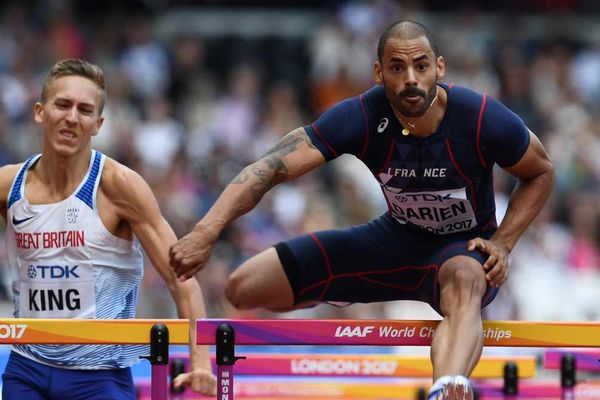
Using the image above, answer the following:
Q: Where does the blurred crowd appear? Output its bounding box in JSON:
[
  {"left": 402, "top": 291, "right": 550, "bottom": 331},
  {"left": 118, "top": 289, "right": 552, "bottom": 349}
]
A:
[{"left": 0, "top": 1, "right": 599, "bottom": 323}]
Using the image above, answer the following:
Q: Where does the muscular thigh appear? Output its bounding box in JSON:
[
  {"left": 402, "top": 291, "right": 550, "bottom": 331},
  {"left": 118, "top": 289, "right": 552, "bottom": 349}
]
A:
[
  {"left": 2, "top": 352, "right": 135, "bottom": 400},
  {"left": 278, "top": 213, "right": 498, "bottom": 312},
  {"left": 2, "top": 351, "right": 49, "bottom": 400},
  {"left": 51, "top": 366, "right": 135, "bottom": 400},
  {"left": 278, "top": 214, "right": 443, "bottom": 305},
  {"left": 227, "top": 246, "right": 297, "bottom": 310}
]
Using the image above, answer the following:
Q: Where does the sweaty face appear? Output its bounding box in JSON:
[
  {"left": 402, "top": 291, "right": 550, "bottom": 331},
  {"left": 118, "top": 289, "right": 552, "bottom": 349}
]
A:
[
  {"left": 34, "top": 75, "right": 104, "bottom": 157},
  {"left": 377, "top": 36, "right": 442, "bottom": 117}
]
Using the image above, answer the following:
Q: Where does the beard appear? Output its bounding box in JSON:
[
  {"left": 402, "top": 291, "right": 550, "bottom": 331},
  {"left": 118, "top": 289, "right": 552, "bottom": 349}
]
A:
[{"left": 385, "top": 79, "right": 438, "bottom": 118}]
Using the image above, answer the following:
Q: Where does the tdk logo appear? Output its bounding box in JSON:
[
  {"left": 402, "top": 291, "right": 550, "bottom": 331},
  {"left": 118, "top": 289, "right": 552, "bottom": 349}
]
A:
[{"left": 28, "top": 265, "right": 80, "bottom": 279}]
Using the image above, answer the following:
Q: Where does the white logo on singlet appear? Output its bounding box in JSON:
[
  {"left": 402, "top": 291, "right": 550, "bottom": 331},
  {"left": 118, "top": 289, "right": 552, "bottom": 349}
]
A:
[
  {"left": 19, "top": 261, "right": 96, "bottom": 318},
  {"left": 66, "top": 208, "right": 80, "bottom": 224},
  {"left": 377, "top": 118, "right": 389, "bottom": 133},
  {"left": 381, "top": 186, "right": 478, "bottom": 235}
]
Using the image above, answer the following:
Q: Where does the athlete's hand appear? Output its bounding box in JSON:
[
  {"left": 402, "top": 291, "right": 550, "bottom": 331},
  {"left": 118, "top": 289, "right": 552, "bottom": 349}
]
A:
[
  {"left": 467, "top": 238, "right": 510, "bottom": 288},
  {"left": 170, "top": 224, "right": 219, "bottom": 281},
  {"left": 172, "top": 368, "right": 217, "bottom": 396}
]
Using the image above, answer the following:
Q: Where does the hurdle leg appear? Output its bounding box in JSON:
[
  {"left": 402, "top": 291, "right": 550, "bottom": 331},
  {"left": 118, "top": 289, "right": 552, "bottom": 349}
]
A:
[
  {"left": 216, "top": 323, "right": 246, "bottom": 399},
  {"left": 561, "top": 353, "right": 576, "bottom": 400},
  {"left": 503, "top": 361, "right": 518, "bottom": 395},
  {"left": 140, "top": 323, "right": 170, "bottom": 400}
]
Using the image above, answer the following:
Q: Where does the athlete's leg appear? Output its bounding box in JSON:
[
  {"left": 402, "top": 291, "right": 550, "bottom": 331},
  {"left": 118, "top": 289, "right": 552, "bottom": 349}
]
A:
[
  {"left": 226, "top": 215, "right": 423, "bottom": 312},
  {"left": 52, "top": 367, "right": 135, "bottom": 400},
  {"left": 225, "top": 247, "right": 317, "bottom": 312},
  {"left": 430, "top": 255, "right": 487, "bottom": 379},
  {"left": 2, "top": 351, "right": 49, "bottom": 400},
  {"left": 2, "top": 375, "right": 47, "bottom": 400}
]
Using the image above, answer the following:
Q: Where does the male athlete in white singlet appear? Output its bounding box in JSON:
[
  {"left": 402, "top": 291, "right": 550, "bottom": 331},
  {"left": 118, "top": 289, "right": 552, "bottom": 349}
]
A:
[{"left": 0, "top": 59, "right": 216, "bottom": 399}]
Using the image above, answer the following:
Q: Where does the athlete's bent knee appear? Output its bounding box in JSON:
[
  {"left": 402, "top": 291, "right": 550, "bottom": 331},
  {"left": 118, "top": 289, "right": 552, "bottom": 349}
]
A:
[
  {"left": 225, "top": 247, "right": 296, "bottom": 311},
  {"left": 449, "top": 267, "right": 486, "bottom": 296},
  {"left": 224, "top": 269, "right": 254, "bottom": 309},
  {"left": 440, "top": 265, "right": 486, "bottom": 313}
]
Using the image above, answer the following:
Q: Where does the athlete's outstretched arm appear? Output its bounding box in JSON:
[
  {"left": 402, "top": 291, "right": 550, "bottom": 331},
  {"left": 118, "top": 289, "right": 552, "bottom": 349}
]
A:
[
  {"left": 106, "top": 163, "right": 217, "bottom": 396},
  {"left": 0, "top": 165, "right": 21, "bottom": 224},
  {"left": 170, "top": 127, "right": 326, "bottom": 280},
  {"left": 468, "top": 130, "right": 555, "bottom": 287}
]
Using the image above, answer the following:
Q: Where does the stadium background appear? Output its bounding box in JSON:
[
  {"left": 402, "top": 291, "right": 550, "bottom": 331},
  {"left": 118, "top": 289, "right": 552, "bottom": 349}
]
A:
[{"left": 0, "top": 0, "right": 599, "bottom": 329}]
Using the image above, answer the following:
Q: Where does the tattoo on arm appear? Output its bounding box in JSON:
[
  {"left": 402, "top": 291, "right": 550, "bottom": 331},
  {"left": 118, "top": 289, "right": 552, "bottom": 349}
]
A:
[
  {"left": 231, "top": 129, "right": 314, "bottom": 203},
  {"left": 263, "top": 128, "right": 317, "bottom": 156},
  {"left": 231, "top": 169, "right": 249, "bottom": 184}
]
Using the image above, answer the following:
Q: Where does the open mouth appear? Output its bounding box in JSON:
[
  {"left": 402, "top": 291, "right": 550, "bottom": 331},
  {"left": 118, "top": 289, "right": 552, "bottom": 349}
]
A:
[{"left": 59, "top": 129, "right": 76, "bottom": 139}]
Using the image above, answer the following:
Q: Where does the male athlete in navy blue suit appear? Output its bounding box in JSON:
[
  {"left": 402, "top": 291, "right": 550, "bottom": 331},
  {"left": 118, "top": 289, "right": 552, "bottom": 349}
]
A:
[{"left": 171, "top": 20, "right": 555, "bottom": 399}]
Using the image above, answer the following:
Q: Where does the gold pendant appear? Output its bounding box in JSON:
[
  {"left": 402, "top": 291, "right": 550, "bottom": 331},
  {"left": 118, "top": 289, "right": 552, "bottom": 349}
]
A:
[{"left": 402, "top": 128, "right": 410, "bottom": 136}]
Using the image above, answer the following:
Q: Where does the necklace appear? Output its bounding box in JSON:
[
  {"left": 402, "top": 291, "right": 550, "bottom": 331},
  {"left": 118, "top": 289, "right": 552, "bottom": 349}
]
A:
[
  {"left": 398, "top": 88, "right": 438, "bottom": 136},
  {"left": 401, "top": 121, "right": 416, "bottom": 136}
]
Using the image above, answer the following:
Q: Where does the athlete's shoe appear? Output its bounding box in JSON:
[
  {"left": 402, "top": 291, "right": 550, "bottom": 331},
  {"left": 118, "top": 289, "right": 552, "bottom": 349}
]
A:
[
  {"left": 428, "top": 375, "right": 474, "bottom": 400},
  {"left": 427, "top": 376, "right": 452, "bottom": 400}
]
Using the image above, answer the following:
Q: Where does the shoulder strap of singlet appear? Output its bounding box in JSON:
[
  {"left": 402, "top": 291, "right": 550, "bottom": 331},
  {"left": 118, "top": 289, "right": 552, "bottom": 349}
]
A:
[
  {"left": 7, "top": 154, "right": 41, "bottom": 209},
  {"left": 75, "top": 150, "right": 105, "bottom": 209}
]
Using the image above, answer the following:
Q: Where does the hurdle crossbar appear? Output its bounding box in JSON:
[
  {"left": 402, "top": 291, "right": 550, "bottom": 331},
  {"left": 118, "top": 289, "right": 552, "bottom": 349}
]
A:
[
  {"left": 167, "top": 352, "right": 536, "bottom": 379},
  {"left": 142, "top": 379, "right": 581, "bottom": 399},
  {"left": 0, "top": 318, "right": 189, "bottom": 344},
  {"left": 229, "top": 354, "right": 537, "bottom": 379},
  {"left": 544, "top": 349, "right": 600, "bottom": 372},
  {"left": 196, "top": 319, "right": 600, "bottom": 347},
  {"left": 198, "top": 319, "right": 600, "bottom": 399},
  {"left": 0, "top": 319, "right": 188, "bottom": 400}
]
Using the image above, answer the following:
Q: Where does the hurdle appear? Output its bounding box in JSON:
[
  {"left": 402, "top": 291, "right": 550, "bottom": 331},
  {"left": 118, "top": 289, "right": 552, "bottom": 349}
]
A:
[
  {"left": 0, "top": 318, "right": 189, "bottom": 400},
  {"left": 196, "top": 319, "right": 600, "bottom": 399},
  {"left": 545, "top": 349, "right": 600, "bottom": 372},
  {"left": 150, "top": 353, "right": 536, "bottom": 399},
  {"left": 166, "top": 352, "right": 536, "bottom": 378},
  {"left": 2, "top": 319, "right": 599, "bottom": 399}
]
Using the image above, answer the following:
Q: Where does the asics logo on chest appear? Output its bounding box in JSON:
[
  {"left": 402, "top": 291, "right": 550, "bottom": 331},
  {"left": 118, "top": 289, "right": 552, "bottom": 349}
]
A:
[{"left": 377, "top": 118, "right": 389, "bottom": 133}]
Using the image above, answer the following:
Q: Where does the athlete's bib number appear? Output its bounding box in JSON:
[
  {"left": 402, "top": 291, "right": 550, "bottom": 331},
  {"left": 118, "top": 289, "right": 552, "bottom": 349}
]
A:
[
  {"left": 382, "top": 187, "right": 477, "bottom": 234},
  {"left": 18, "top": 261, "right": 96, "bottom": 318}
]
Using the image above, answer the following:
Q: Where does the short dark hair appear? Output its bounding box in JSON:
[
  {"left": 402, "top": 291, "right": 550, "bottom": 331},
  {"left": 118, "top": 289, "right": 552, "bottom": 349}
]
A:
[
  {"left": 41, "top": 58, "right": 107, "bottom": 114},
  {"left": 377, "top": 20, "right": 439, "bottom": 62}
]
